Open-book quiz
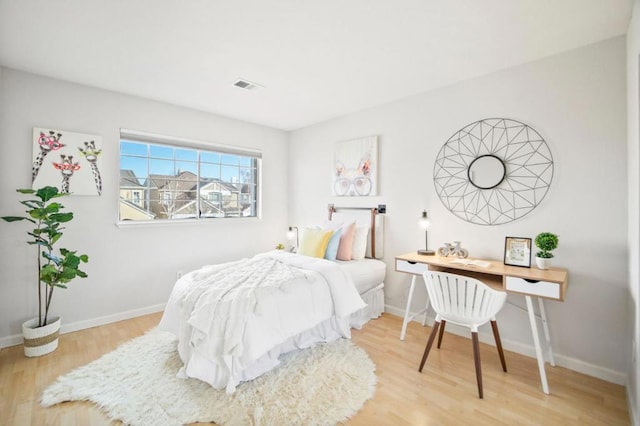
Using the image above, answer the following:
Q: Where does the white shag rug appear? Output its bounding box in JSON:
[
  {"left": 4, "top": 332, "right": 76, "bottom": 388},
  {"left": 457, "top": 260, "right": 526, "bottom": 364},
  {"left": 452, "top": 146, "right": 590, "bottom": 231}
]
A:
[{"left": 41, "top": 329, "right": 376, "bottom": 425}]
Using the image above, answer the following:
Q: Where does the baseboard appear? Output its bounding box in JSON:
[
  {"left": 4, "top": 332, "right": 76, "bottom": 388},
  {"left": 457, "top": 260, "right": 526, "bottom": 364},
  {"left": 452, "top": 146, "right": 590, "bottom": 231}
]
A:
[
  {"left": 0, "top": 303, "right": 166, "bottom": 349},
  {"left": 627, "top": 386, "right": 638, "bottom": 426},
  {"left": 384, "top": 304, "right": 627, "bottom": 386}
]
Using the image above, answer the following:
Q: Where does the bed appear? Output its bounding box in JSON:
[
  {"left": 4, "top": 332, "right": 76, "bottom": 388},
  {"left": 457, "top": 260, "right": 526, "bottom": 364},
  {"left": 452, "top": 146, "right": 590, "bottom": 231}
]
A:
[{"left": 158, "top": 206, "right": 386, "bottom": 393}]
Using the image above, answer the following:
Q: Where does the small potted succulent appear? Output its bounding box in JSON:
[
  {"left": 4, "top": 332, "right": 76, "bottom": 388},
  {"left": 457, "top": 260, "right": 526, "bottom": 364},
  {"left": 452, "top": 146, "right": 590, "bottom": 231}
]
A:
[
  {"left": 534, "top": 232, "right": 558, "bottom": 270},
  {"left": 2, "top": 186, "right": 89, "bottom": 356}
]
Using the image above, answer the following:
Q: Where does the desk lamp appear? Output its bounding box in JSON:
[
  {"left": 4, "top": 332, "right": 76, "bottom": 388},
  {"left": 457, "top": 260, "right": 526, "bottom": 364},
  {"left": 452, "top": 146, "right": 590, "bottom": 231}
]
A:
[
  {"left": 287, "top": 226, "right": 299, "bottom": 251},
  {"left": 417, "top": 211, "right": 435, "bottom": 255}
]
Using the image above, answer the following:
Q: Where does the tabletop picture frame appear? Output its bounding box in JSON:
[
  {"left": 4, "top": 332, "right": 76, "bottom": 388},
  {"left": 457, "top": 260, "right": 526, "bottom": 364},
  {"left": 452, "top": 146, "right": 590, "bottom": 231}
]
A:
[{"left": 504, "top": 236, "right": 532, "bottom": 268}]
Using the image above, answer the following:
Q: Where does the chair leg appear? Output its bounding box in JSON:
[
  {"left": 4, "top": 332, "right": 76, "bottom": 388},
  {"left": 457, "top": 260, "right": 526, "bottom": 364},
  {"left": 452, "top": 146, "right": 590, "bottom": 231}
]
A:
[
  {"left": 490, "top": 320, "right": 507, "bottom": 372},
  {"left": 437, "top": 320, "right": 446, "bottom": 348},
  {"left": 472, "top": 331, "right": 483, "bottom": 399},
  {"left": 419, "top": 321, "right": 440, "bottom": 372}
]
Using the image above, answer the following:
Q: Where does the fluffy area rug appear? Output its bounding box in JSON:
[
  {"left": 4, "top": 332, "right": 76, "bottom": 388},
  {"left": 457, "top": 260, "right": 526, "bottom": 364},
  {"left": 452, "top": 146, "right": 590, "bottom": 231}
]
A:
[{"left": 41, "top": 329, "right": 376, "bottom": 425}]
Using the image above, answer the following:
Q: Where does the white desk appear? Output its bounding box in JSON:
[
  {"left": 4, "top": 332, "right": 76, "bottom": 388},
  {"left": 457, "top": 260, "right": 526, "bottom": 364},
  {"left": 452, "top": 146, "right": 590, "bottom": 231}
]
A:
[{"left": 395, "top": 252, "right": 569, "bottom": 395}]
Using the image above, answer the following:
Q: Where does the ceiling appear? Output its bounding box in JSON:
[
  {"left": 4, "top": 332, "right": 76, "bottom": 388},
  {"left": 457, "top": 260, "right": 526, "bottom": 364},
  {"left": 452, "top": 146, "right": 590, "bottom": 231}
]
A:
[{"left": 0, "top": 1, "right": 632, "bottom": 131}]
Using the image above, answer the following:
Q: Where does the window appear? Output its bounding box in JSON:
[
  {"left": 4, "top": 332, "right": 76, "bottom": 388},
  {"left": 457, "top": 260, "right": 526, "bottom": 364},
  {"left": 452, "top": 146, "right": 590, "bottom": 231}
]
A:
[{"left": 118, "top": 129, "right": 260, "bottom": 222}]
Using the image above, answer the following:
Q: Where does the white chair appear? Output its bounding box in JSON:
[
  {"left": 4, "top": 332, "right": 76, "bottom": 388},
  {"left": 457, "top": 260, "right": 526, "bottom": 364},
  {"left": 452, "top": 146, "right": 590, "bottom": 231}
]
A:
[{"left": 419, "top": 271, "right": 508, "bottom": 398}]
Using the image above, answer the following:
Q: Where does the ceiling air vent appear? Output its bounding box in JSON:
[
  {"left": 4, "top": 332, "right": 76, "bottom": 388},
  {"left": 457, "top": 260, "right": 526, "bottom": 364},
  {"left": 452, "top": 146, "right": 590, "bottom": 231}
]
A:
[{"left": 232, "top": 78, "right": 265, "bottom": 92}]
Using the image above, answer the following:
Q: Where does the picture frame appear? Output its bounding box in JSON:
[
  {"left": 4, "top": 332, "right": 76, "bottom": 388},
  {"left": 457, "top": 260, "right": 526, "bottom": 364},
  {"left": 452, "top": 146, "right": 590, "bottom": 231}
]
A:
[
  {"left": 504, "top": 237, "right": 532, "bottom": 268},
  {"left": 332, "top": 135, "right": 378, "bottom": 197},
  {"left": 32, "top": 127, "right": 103, "bottom": 196}
]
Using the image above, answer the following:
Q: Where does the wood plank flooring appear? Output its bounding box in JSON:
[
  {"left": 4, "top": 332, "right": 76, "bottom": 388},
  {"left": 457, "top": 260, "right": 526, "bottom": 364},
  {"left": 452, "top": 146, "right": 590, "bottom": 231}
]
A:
[{"left": 0, "top": 312, "right": 630, "bottom": 425}]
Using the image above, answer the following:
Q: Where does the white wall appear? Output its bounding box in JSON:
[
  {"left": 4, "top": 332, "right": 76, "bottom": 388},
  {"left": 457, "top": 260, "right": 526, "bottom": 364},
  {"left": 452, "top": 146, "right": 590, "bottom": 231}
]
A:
[
  {"left": 0, "top": 68, "right": 289, "bottom": 345},
  {"left": 627, "top": 0, "right": 640, "bottom": 422},
  {"left": 289, "top": 37, "right": 629, "bottom": 382}
]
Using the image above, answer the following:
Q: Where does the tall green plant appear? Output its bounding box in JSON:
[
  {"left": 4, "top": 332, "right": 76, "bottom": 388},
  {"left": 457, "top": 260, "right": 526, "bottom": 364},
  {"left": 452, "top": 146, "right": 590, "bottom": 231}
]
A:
[{"left": 2, "top": 186, "right": 89, "bottom": 327}]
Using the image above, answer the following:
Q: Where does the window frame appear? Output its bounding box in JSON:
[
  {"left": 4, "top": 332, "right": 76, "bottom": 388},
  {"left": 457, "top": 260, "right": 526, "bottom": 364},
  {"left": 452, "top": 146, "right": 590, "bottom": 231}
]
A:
[{"left": 118, "top": 129, "right": 261, "bottom": 226}]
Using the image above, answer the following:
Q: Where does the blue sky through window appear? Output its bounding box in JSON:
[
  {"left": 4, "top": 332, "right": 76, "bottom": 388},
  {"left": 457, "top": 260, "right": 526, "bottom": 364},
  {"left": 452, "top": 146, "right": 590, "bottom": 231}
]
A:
[{"left": 120, "top": 140, "right": 254, "bottom": 184}]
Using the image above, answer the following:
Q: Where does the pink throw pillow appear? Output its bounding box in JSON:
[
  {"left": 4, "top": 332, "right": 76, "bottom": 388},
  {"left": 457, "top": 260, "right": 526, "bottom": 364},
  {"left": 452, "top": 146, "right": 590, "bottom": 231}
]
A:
[{"left": 336, "top": 222, "right": 356, "bottom": 261}]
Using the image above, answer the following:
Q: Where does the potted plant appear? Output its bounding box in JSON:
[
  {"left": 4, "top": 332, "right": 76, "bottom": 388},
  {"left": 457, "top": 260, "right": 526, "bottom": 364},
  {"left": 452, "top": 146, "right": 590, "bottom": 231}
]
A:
[
  {"left": 534, "top": 232, "right": 558, "bottom": 270},
  {"left": 2, "top": 186, "right": 89, "bottom": 356}
]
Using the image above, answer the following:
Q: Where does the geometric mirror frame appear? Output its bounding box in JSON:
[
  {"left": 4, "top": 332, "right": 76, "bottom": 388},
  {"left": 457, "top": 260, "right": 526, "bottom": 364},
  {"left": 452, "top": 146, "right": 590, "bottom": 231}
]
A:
[{"left": 433, "top": 118, "right": 554, "bottom": 225}]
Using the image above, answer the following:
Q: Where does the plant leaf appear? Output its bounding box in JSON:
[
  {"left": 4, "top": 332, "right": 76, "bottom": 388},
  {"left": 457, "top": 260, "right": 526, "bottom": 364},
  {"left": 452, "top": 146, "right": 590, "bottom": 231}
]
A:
[
  {"left": 1, "top": 216, "right": 32, "bottom": 223},
  {"left": 50, "top": 212, "right": 73, "bottom": 223},
  {"left": 36, "top": 186, "right": 59, "bottom": 202},
  {"left": 42, "top": 251, "right": 62, "bottom": 265},
  {"left": 29, "top": 209, "right": 47, "bottom": 220},
  {"left": 51, "top": 233, "right": 62, "bottom": 245},
  {"left": 16, "top": 188, "right": 36, "bottom": 194},
  {"left": 44, "top": 203, "right": 61, "bottom": 213}
]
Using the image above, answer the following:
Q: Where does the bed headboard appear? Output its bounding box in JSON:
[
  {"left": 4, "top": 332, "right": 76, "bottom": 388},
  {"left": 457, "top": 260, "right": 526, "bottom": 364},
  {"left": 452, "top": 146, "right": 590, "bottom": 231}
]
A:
[{"left": 328, "top": 204, "right": 385, "bottom": 259}]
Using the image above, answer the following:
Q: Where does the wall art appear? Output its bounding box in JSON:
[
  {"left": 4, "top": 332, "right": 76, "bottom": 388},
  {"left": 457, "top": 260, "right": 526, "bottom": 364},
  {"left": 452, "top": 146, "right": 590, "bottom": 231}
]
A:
[
  {"left": 332, "top": 135, "right": 378, "bottom": 197},
  {"left": 32, "top": 128, "right": 103, "bottom": 196},
  {"left": 433, "top": 118, "right": 553, "bottom": 225}
]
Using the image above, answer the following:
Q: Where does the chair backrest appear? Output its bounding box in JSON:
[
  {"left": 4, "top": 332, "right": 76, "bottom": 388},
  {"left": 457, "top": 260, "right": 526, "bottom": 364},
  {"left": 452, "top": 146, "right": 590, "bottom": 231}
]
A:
[{"left": 423, "top": 271, "right": 507, "bottom": 329}]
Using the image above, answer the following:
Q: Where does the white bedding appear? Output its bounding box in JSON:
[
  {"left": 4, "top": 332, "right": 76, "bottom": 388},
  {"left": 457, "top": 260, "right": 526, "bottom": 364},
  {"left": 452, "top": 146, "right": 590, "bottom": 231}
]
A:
[
  {"left": 158, "top": 250, "right": 366, "bottom": 393},
  {"left": 336, "top": 258, "right": 386, "bottom": 294}
]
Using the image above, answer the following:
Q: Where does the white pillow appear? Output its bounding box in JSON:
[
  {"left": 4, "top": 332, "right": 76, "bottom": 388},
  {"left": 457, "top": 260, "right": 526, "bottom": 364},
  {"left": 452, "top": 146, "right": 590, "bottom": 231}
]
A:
[{"left": 351, "top": 226, "right": 369, "bottom": 260}]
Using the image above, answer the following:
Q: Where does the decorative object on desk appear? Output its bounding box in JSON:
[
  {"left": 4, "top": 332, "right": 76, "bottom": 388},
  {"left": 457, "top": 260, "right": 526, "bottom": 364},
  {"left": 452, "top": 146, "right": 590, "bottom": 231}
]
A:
[
  {"left": 437, "top": 241, "right": 469, "bottom": 258},
  {"left": 1, "top": 186, "right": 89, "bottom": 357},
  {"left": 332, "top": 135, "right": 378, "bottom": 196},
  {"left": 534, "top": 232, "right": 558, "bottom": 270},
  {"left": 449, "top": 258, "right": 491, "bottom": 268},
  {"left": 417, "top": 210, "right": 435, "bottom": 255},
  {"left": 438, "top": 242, "right": 452, "bottom": 256},
  {"left": 504, "top": 237, "right": 532, "bottom": 268},
  {"left": 433, "top": 118, "right": 554, "bottom": 226},
  {"left": 286, "top": 226, "right": 299, "bottom": 252}
]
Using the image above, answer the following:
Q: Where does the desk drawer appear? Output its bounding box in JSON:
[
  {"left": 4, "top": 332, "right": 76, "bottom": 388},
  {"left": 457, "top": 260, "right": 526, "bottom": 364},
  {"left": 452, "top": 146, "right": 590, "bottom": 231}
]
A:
[
  {"left": 505, "top": 276, "right": 560, "bottom": 299},
  {"left": 396, "top": 259, "right": 428, "bottom": 275}
]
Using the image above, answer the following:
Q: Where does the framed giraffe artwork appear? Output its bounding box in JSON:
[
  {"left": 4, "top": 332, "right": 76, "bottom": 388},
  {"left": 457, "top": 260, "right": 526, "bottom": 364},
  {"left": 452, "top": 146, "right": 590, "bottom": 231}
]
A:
[{"left": 31, "top": 128, "right": 103, "bottom": 196}]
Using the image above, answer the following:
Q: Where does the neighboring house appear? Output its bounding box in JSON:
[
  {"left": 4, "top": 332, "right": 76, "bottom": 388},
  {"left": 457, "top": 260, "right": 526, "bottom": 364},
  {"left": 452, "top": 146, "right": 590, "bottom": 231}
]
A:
[
  {"left": 119, "top": 169, "right": 154, "bottom": 220},
  {"left": 199, "top": 180, "right": 243, "bottom": 217},
  {"left": 146, "top": 171, "right": 198, "bottom": 219},
  {"left": 171, "top": 179, "right": 245, "bottom": 218},
  {"left": 119, "top": 198, "right": 155, "bottom": 221},
  {"left": 146, "top": 171, "right": 245, "bottom": 219},
  {"left": 119, "top": 169, "right": 145, "bottom": 208}
]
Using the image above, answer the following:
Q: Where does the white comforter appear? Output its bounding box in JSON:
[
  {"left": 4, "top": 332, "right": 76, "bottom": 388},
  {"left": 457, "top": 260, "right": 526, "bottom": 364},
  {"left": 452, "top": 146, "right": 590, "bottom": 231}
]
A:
[{"left": 158, "top": 250, "right": 366, "bottom": 393}]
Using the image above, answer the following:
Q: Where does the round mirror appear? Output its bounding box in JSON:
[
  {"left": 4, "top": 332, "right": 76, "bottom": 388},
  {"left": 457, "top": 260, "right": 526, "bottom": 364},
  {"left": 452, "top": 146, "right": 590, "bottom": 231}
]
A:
[{"left": 468, "top": 154, "right": 506, "bottom": 189}]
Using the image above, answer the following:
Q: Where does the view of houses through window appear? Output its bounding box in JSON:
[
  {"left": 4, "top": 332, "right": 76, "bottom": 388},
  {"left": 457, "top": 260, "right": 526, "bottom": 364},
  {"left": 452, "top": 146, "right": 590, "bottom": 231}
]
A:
[{"left": 119, "top": 136, "right": 259, "bottom": 221}]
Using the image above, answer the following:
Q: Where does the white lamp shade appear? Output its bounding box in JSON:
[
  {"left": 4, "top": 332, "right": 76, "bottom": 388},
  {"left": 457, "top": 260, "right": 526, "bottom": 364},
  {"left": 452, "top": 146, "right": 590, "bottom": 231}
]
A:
[{"left": 418, "top": 211, "right": 431, "bottom": 229}]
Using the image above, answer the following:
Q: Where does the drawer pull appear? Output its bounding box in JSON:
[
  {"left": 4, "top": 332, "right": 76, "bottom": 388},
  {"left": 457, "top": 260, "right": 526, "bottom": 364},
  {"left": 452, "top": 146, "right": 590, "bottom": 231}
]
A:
[
  {"left": 524, "top": 279, "right": 540, "bottom": 284},
  {"left": 408, "top": 261, "right": 417, "bottom": 265}
]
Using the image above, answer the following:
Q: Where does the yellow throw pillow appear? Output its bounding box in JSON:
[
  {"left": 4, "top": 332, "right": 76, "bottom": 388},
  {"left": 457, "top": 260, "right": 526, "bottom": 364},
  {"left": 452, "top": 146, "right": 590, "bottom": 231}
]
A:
[{"left": 298, "top": 228, "right": 334, "bottom": 258}]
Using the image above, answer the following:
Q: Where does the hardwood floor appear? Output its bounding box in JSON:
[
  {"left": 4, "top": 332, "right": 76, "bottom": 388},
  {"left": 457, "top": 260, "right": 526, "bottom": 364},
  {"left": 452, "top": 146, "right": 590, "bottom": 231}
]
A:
[{"left": 0, "top": 312, "right": 630, "bottom": 425}]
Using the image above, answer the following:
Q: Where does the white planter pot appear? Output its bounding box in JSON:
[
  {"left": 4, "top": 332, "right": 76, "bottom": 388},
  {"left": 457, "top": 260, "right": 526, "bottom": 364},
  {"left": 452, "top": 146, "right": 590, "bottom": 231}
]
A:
[
  {"left": 22, "top": 316, "right": 61, "bottom": 357},
  {"left": 535, "top": 257, "right": 552, "bottom": 270}
]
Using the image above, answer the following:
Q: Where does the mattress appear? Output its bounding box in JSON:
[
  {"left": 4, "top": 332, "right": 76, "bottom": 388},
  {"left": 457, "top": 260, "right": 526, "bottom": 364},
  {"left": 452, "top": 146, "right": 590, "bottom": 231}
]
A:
[{"left": 337, "top": 258, "right": 386, "bottom": 294}]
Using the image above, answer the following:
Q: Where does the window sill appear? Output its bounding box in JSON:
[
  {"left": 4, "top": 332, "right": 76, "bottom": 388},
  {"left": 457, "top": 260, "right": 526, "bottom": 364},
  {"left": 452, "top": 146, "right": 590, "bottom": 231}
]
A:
[{"left": 116, "top": 216, "right": 260, "bottom": 229}]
